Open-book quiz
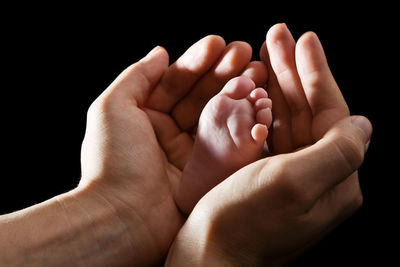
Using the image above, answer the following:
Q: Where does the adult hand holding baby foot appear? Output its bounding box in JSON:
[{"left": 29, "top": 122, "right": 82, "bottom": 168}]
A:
[
  {"left": 0, "top": 23, "right": 372, "bottom": 267},
  {"left": 0, "top": 35, "right": 267, "bottom": 266},
  {"left": 176, "top": 75, "right": 273, "bottom": 214},
  {"left": 73, "top": 36, "right": 268, "bottom": 266},
  {"left": 166, "top": 23, "right": 372, "bottom": 266}
]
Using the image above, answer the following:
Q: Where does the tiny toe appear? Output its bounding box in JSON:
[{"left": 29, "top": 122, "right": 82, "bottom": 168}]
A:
[
  {"left": 248, "top": 88, "right": 268, "bottom": 104},
  {"left": 220, "top": 76, "right": 255, "bottom": 99},
  {"left": 254, "top": 98, "right": 272, "bottom": 111},
  {"left": 251, "top": 124, "right": 268, "bottom": 142},
  {"left": 256, "top": 108, "right": 272, "bottom": 127}
]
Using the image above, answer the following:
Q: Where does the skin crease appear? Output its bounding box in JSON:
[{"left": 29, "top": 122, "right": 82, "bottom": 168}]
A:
[
  {"left": 0, "top": 24, "right": 372, "bottom": 267},
  {"left": 0, "top": 35, "right": 269, "bottom": 266},
  {"left": 79, "top": 37, "right": 270, "bottom": 265},
  {"left": 165, "top": 24, "right": 372, "bottom": 266},
  {"left": 175, "top": 76, "right": 273, "bottom": 215}
]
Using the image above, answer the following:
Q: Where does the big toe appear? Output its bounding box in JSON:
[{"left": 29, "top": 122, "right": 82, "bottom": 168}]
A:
[{"left": 220, "top": 76, "right": 255, "bottom": 99}]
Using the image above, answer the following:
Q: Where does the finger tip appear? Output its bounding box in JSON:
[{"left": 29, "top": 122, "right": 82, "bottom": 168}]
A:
[
  {"left": 228, "top": 41, "right": 253, "bottom": 60},
  {"left": 204, "top": 34, "right": 226, "bottom": 49},
  {"left": 143, "top": 45, "right": 169, "bottom": 66},
  {"left": 351, "top": 116, "right": 373, "bottom": 144},
  {"left": 297, "top": 31, "right": 322, "bottom": 50},
  {"left": 267, "top": 23, "right": 289, "bottom": 39},
  {"left": 259, "top": 41, "right": 270, "bottom": 65}
]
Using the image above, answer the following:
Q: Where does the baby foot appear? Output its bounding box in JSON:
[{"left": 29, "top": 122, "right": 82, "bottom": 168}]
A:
[{"left": 176, "top": 76, "right": 272, "bottom": 214}]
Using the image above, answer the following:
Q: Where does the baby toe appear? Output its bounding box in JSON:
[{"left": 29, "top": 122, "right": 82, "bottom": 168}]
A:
[
  {"left": 248, "top": 87, "right": 268, "bottom": 104},
  {"left": 220, "top": 76, "right": 255, "bottom": 100},
  {"left": 254, "top": 98, "right": 272, "bottom": 112},
  {"left": 256, "top": 107, "right": 272, "bottom": 127},
  {"left": 251, "top": 124, "right": 269, "bottom": 142}
]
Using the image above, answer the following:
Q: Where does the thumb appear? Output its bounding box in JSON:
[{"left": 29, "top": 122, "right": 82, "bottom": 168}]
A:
[
  {"left": 280, "top": 115, "right": 372, "bottom": 203},
  {"left": 106, "top": 46, "right": 169, "bottom": 106},
  {"left": 323, "top": 115, "right": 372, "bottom": 162},
  {"left": 319, "top": 115, "right": 372, "bottom": 174}
]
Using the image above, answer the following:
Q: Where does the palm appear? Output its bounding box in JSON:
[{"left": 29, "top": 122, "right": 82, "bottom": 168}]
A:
[
  {"left": 81, "top": 36, "right": 267, "bottom": 264},
  {"left": 165, "top": 26, "right": 370, "bottom": 266},
  {"left": 144, "top": 36, "right": 268, "bottom": 189},
  {"left": 260, "top": 25, "right": 349, "bottom": 155},
  {"left": 260, "top": 24, "right": 360, "bottom": 223},
  {"left": 141, "top": 37, "right": 269, "bottom": 258}
]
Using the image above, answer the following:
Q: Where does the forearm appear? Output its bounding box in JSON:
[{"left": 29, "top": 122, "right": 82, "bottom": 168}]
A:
[{"left": 0, "top": 186, "right": 142, "bottom": 266}]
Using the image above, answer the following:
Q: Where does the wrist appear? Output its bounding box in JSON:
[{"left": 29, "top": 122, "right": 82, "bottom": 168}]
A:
[
  {"left": 53, "top": 185, "right": 143, "bottom": 266},
  {"left": 58, "top": 182, "right": 173, "bottom": 266},
  {"left": 82, "top": 177, "right": 185, "bottom": 265},
  {"left": 166, "top": 204, "right": 259, "bottom": 267},
  {"left": 0, "top": 184, "right": 153, "bottom": 266}
]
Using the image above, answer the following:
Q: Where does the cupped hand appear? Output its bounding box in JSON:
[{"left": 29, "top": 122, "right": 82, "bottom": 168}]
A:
[
  {"left": 165, "top": 24, "right": 372, "bottom": 266},
  {"left": 78, "top": 36, "right": 267, "bottom": 265},
  {"left": 261, "top": 23, "right": 350, "bottom": 153}
]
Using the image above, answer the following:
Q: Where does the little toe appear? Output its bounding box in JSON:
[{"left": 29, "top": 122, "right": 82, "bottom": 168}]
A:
[
  {"left": 220, "top": 76, "right": 255, "bottom": 99},
  {"left": 251, "top": 124, "right": 269, "bottom": 142},
  {"left": 248, "top": 87, "right": 268, "bottom": 104},
  {"left": 256, "top": 107, "right": 272, "bottom": 127}
]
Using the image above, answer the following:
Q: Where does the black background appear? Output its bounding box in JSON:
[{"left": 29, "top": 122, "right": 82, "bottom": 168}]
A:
[{"left": 0, "top": 4, "right": 395, "bottom": 266}]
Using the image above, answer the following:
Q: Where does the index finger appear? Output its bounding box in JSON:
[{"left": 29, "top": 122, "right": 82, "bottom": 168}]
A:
[{"left": 146, "top": 35, "right": 226, "bottom": 112}]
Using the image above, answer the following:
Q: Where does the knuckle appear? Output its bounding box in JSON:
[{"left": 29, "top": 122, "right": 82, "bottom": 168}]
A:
[
  {"left": 87, "top": 94, "right": 114, "bottom": 120},
  {"left": 340, "top": 192, "right": 363, "bottom": 219},
  {"left": 303, "top": 69, "right": 332, "bottom": 91},
  {"left": 87, "top": 99, "right": 101, "bottom": 118},
  {"left": 349, "top": 192, "right": 363, "bottom": 211},
  {"left": 88, "top": 97, "right": 105, "bottom": 114}
]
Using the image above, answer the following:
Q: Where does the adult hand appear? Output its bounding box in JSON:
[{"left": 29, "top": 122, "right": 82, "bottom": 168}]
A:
[
  {"left": 0, "top": 35, "right": 268, "bottom": 266},
  {"left": 165, "top": 24, "right": 372, "bottom": 266},
  {"left": 79, "top": 35, "right": 267, "bottom": 265},
  {"left": 0, "top": 36, "right": 267, "bottom": 266}
]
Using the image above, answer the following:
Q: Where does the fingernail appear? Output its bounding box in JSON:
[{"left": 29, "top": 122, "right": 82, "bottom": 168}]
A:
[
  {"left": 365, "top": 140, "right": 370, "bottom": 152},
  {"left": 351, "top": 116, "right": 373, "bottom": 146}
]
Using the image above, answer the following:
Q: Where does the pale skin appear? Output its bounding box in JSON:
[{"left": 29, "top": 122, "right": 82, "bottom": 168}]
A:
[
  {"left": 166, "top": 23, "right": 372, "bottom": 266},
  {"left": 0, "top": 35, "right": 267, "bottom": 266},
  {"left": 176, "top": 75, "right": 273, "bottom": 214},
  {"left": 0, "top": 23, "right": 372, "bottom": 266}
]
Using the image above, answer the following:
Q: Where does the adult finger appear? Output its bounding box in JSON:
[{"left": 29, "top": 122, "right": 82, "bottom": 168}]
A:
[
  {"left": 146, "top": 35, "right": 226, "bottom": 112},
  {"left": 260, "top": 41, "right": 293, "bottom": 154},
  {"left": 241, "top": 61, "right": 268, "bottom": 88},
  {"left": 172, "top": 41, "right": 252, "bottom": 131},
  {"left": 295, "top": 31, "right": 350, "bottom": 139},
  {"left": 266, "top": 23, "right": 313, "bottom": 148},
  {"left": 103, "top": 46, "right": 169, "bottom": 107}
]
